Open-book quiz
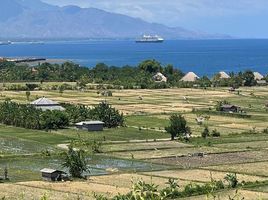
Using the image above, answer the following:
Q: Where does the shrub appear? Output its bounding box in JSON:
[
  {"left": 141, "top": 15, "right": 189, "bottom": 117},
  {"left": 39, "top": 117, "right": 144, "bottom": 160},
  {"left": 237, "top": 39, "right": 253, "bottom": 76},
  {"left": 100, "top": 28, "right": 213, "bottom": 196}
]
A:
[
  {"left": 62, "top": 146, "right": 89, "bottom": 178},
  {"left": 263, "top": 128, "right": 268, "bottom": 134},
  {"left": 201, "top": 126, "right": 210, "bottom": 138},
  {"left": 224, "top": 173, "right": 238, "bottom": 188},
  {"left": 211, "top": 129, "right": 221, "bottom": 137}
]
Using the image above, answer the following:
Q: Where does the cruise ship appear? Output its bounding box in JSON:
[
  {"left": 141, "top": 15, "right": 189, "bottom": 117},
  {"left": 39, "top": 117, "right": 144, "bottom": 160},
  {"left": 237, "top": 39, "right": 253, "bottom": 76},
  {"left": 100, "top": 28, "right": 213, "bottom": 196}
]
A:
[
  {"left": 136, "top": 35, "right": 164, "bottom": 43},
  {"left": 0, "top": 41, "right": 12, "bottom": 45}
]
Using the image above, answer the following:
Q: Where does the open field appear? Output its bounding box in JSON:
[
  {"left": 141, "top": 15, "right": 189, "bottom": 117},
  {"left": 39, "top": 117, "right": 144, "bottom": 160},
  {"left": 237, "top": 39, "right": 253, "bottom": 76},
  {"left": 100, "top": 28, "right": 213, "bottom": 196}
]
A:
[
  {"left": 203, "top": 161, "right": 268, "bottom": 177},
  {"left": 184, "top": 190, "right": 268, "bottom": 200},
  {"left": 1, "top": 86, "right": 268, "bottom": 199},
  {"left": 142, "top": 169, "right": 267, "bottom": 183},
  {"left": 148, "top": 150, "right": 268, "bottom": 168}
]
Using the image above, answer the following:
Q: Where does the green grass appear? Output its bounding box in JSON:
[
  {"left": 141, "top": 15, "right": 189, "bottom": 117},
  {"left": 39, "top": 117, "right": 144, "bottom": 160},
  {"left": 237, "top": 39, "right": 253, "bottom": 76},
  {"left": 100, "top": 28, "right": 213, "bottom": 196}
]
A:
[
  {"left": 56, "top": 127, "right": 168, "bottom": 142},
  {"left": 126, "top": 115, "right": 169, "bottom": 128},
  {"left": 0, "top": 125, "right": 72, "bottom": 145}
]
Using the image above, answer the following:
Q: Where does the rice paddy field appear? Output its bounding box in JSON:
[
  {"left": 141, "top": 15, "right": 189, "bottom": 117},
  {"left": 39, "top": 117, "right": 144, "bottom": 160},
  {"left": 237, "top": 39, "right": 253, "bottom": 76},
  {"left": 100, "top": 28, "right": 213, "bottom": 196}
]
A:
[{"left": 0, "top": 85, "right": 268, "bottom": 199}]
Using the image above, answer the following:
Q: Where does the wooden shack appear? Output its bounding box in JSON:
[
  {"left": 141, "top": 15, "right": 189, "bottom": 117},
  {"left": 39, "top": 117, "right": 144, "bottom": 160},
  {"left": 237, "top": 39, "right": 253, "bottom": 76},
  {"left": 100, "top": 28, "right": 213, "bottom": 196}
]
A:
[
  {"left": 40, "top": 168, "right": 67, "bottom": 182},
  {"left": 220, "top": 104, "right": 240, "bottom": 113},
  {"left": 75, "top": 121, "right": 104, "bottom": 131}
]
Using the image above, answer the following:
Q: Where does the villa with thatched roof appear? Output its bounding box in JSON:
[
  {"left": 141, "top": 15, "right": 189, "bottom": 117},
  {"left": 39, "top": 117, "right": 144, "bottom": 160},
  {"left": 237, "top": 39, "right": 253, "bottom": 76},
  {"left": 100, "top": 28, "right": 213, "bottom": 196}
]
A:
[
  {"left": 218, "top": 71, "right": 230, "bottom": 79},
  {"left": 153, "top": 72, "right": 167, "bottom": 82},
  {"left": 180, "top": 72, "right": 199, "bottom": 82},
  {"left": 30, "top": 97, "right": 65, "bottom": 111},
  {"left": 254, "top": 72, "right": 264, "bottom": 80}
]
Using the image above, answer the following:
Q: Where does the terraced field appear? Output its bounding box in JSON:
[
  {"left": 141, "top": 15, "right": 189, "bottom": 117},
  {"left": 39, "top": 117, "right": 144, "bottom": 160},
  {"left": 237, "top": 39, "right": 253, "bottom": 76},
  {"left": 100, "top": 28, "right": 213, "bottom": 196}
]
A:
[{"left": 1, "top": 86, "right": 268, "bottom": 199}]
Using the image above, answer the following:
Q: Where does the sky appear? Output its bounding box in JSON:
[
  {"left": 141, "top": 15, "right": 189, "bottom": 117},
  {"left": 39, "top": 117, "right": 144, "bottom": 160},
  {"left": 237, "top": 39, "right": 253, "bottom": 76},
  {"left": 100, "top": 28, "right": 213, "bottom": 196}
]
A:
[{"left": 42, "top": 0, "right": 268, "bottom": 38}]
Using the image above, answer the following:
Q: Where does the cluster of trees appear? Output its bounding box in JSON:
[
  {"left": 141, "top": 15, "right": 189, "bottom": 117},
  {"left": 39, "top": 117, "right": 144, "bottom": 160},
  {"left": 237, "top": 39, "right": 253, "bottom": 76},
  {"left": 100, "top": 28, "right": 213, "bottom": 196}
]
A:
[
  {"left": 211, "top": 70, "right": 261, "bottom": 87},
  {"left": 0, "top": 101, "right": 69, "bottom": 130},
  {"left": 64, "top": 102, "right": 124, "bottom": 128},
  {"left": 0, "top": 101, "right": 124, "bottom": 130},
  {"left": 1, "top": 60, "right": 267, "bottom": 89},
  {"left": 0, "top": 60, "right": 183, "bottom": 89},
  {"left": 0, "top": 61, "right": 89, "bottom": 82},
  {"left": 165, "top": 114, "right": 221, "bottom": 140}
]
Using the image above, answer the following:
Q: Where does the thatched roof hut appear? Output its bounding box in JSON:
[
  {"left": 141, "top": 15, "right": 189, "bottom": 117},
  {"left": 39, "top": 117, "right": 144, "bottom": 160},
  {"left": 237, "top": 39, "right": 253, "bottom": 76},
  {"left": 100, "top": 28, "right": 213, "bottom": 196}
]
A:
[
  {"left": 180, "top": 72, "right": 199, "bottom": 82},
  {"left": 153, "top": 72, "right": 167, "bottom": 82},
  {"left": 253, "top": 72, "right": 264, "bottom": 80},
  {"left": 218, "top": 71, "right": 230, "bottom": 79}
]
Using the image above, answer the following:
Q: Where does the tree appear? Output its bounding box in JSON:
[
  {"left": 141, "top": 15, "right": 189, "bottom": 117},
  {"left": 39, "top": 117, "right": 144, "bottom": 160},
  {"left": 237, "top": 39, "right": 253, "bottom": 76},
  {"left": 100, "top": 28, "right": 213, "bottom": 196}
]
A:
[
  {"left": 201, "top": 126, "right": 210, "bottom": 138},
  {"left": 91, "top": 102, "right": 124, "bottom": 128},
  {"left": 26, "top": 83, "right": 39, "bottom": 91},
  {"left": 25, "top": 91, "right": 31, "bottom": 101},
  {"left": 77, "top": 74, "right": 91, "bottom": 88},
  {"left": 62, "top": 146, "right": 89, "bottom": 178},
  {"left": 215, "top": 100, "right": 230, "bottom": 111},
  {"left": 138, "top": 59, "right": 161, "bottom": 73},
  {"left": 58, "top": 85, "right": 65, "bottom": 96},
  {"left": 242, "top": 70, "right": 257, "bottom": 86},
  {"left": 165, "top": 114, "right": 190, "bottom": 140}
]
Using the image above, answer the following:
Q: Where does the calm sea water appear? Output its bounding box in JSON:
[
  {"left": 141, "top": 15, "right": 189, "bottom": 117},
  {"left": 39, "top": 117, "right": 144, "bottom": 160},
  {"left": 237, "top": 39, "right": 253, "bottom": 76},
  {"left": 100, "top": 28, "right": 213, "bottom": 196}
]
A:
[{"left": 0, "top": 39, "right": 268, "bottom": 76}]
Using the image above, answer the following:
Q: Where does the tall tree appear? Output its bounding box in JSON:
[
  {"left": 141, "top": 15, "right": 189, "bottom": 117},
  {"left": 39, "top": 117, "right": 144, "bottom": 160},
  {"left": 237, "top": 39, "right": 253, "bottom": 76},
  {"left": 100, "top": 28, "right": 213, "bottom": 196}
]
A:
[
  {"left": 165, "top": 114, "right": 190, "bottom": 140},
  {"left": 62, "top": 147, "right": 89, "bottom": 178}
]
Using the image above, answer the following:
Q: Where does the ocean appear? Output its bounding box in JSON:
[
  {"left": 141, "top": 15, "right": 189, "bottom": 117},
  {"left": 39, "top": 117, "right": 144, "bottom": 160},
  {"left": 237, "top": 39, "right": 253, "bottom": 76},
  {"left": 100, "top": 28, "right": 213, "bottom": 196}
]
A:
[{"left": 0, "top": 39, "right": 268, "bottom": 76}]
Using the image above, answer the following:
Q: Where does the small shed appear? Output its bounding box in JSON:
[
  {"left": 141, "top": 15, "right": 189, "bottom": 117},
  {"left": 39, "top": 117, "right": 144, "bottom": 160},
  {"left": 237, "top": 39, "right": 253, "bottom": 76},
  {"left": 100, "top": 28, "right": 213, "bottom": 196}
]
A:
[
  {"left": 75, "top": 121, "right": 105, "bottom": 131},
  {"left": 40, "top": 168, "right": 67, "bottom": 182},
  {"left": 220, "top": 104, "right": 240, "bottom": 113},
  {"left": 229, "top": 87, "right": 236, "bottom": 92}
]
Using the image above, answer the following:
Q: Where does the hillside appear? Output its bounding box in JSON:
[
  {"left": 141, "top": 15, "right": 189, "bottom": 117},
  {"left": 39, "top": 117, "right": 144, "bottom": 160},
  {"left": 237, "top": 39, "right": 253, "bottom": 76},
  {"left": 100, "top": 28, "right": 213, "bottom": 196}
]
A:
[{"left": 0, "top": 0, "right": 230, "bottom": 40}]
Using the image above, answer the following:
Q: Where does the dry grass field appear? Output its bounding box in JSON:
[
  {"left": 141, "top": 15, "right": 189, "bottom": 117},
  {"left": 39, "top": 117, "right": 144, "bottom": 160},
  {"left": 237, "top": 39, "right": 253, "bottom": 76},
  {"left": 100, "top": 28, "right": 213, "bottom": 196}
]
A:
[
  {"left": 203, "top": 161, "right": 268, "bottom": 177},
  {"left": 1, "top": 86, "right": 268, "bottom": 199}
]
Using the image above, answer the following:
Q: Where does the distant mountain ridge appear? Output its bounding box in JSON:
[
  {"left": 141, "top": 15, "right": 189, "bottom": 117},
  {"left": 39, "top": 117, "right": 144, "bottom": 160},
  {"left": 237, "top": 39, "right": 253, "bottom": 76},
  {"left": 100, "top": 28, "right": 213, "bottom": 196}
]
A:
[{"left": 0, "top": 0, "right": 231, "bottom": 40}]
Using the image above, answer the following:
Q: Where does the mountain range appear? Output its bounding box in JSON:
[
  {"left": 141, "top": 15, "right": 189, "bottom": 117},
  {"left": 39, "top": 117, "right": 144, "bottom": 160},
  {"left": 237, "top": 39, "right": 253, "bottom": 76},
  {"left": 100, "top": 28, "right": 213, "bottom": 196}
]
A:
[{"left": 0, "top": 0, "right": 231, "bottom": 40}]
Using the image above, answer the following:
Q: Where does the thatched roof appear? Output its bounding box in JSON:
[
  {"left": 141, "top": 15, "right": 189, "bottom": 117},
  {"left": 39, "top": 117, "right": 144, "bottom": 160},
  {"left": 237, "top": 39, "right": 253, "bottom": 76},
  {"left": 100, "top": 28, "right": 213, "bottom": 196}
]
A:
[
  {"left": 153, "top": 72, "right": 167, "bottom": 82},
  {"left": 218, "top": 71, "right": 230, "bottom": 79},
  {"left": 180, "top": 72, "right": 199, "bottom": 82},
  {"left": 254, "top": 72, "right": 264, "bottom": 80},
  {"left": 31, "top": 97, "right": 65, "bottom": 111}
]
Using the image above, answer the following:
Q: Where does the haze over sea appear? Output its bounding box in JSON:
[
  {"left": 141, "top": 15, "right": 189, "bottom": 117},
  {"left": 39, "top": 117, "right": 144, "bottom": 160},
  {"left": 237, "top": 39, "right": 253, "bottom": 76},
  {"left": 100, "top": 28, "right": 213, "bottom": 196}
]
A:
[{"left": 1, "top": 39, "right": 268, "bottom": 76}]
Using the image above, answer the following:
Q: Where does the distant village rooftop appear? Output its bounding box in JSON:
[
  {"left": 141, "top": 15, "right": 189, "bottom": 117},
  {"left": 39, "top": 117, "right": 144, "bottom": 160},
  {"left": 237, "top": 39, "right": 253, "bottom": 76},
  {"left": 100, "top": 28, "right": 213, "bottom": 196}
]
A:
[
  {"left": 153, "top": 72, "right": 167, "bottom": 82},
  {"left": 180, "top": 72, "right": 199, "bottom": 82},
  {"left": 218, "top": 71, "right": 230, "bottom": 79},
  {"left": 30, "top": 97, "right": 65, "bottom": 111},
  {"left": 253, "top": 72, "right": 264, "bottom": 80}
]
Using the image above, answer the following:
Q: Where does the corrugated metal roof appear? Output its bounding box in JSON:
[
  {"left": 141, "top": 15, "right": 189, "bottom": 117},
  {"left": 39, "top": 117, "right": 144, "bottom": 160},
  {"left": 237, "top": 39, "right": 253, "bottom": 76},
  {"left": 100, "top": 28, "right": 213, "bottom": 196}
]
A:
[
  {"left": 31, "top": 97, "right": 59, "bottom": 106},
  {"left": 75, "top": 121, "right": 105, "bottom": 126},
  {"left": 31, "top": 97, "right": 65, "bottom": 111},
  {"left": 40, "top": 168, "right": 58, "bottom": 173}
]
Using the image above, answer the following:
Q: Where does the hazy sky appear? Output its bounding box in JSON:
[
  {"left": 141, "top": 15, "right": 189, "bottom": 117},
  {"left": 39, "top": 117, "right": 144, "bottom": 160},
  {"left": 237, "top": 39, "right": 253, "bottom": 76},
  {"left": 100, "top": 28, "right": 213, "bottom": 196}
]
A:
[{"left": 43, "top": 0, "right": 268, "bottom": 38}]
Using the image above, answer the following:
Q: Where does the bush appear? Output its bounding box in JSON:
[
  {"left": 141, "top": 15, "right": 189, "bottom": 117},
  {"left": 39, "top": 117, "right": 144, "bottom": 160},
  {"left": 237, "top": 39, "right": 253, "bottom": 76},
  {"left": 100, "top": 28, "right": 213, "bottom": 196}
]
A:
[
  {"left": 201, "top": 126, "right": 210, "bottom": 138},
  {"left": 224, "top": 173, "right": 238, "bottom": 188},
  {"left": 263, "top": 128, "right": 268, "bottom": 134},
  {"left": 211, "top": 129, "right": 221, "bottom": 137},
  {"left": 62, "top": 146, "right": 89, "bottom": 178}
]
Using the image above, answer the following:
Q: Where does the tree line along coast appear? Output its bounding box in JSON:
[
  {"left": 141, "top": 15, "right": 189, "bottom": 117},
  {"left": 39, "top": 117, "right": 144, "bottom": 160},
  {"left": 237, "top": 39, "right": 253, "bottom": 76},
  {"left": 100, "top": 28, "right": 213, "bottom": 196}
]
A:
[{"left": 0, "top": 59, "right": 267, "bottom": 90}]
